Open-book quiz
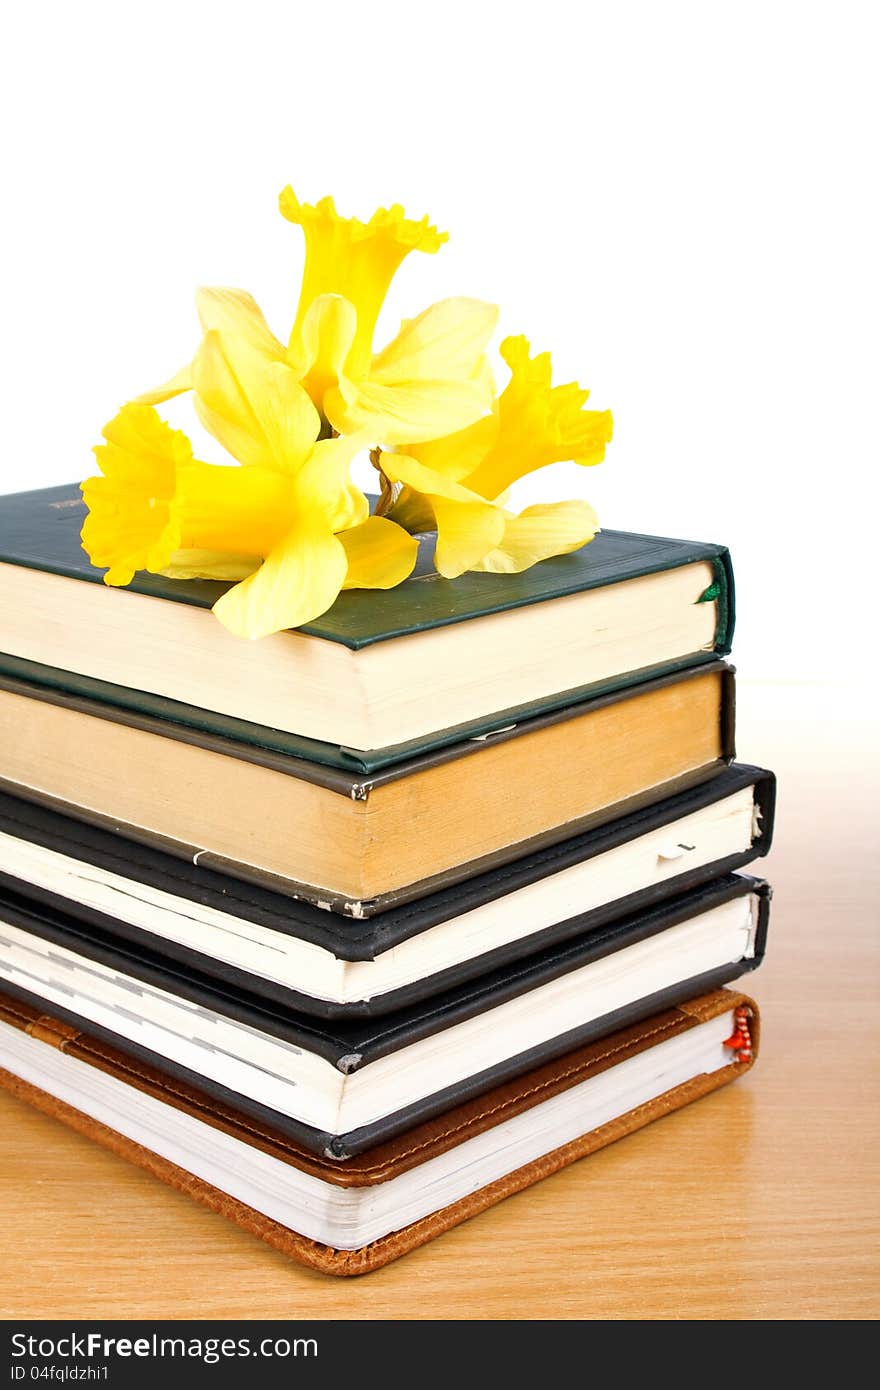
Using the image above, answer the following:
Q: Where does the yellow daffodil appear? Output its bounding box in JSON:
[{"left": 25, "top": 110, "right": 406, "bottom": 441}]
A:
[
  {"left": 82, "top": 187, "right": 616, "bottom": 643},
  {"left": 380, "top": 336, "right": 613, "bottom": 577},
  {"left": 140, "top": 188, "right": 498, "bottom": 449},
  {"left": 82, "top": 383, "right": 418, "bottom": 640}
]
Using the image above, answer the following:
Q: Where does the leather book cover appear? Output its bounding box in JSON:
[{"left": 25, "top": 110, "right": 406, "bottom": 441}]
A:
[{"left": 0, "top": 985, "right": 760, "bottom": 1275}]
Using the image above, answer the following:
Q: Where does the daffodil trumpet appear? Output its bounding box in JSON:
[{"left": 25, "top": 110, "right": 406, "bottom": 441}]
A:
[{"left": 141, "top": 189, "right": 499, "bottom": 450}]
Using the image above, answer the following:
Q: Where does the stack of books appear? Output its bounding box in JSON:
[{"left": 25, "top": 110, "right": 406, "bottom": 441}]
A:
[{"left": 0, "top": 483, "right": 774, "bottom": 1275}]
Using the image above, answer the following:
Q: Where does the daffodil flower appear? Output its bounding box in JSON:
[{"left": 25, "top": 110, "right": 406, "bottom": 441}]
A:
[
  {"left": 82, "top": 190, "right": 615, "bottom": 644},
  {"left": 81, "top": 377, "right": 418, "bottom": 640},
  {"left": 139, "top": 189, "right": 498, "bottom": 449},
  {"left": 381, "top": 336, "right": 614, "bottom": 577}
]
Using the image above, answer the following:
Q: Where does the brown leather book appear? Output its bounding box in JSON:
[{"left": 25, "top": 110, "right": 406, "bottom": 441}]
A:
[{"left": 0, "top": 986, "right": 758, "bottom": 1276}]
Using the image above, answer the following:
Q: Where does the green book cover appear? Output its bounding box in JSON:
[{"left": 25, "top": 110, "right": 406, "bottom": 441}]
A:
[{"left": 0, "top": 483, "right": 735, "bottom": 772}]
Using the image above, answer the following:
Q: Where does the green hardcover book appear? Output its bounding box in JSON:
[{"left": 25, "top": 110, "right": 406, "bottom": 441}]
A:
[{"left": 0, "top": 483, "right": 733, "bottom": 772}]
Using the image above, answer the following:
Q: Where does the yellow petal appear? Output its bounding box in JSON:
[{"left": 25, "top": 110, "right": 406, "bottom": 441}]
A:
[
  {"left": 196, "top": 287, "right": 286, "bottom": 359},
  {"left": 212, "top": 520, "right": 348, "bottom": 640},
  {"left": 370, "top": 297, "right": 498, "bottom": 385},
  {"left": 430, "top": 496, "right": 507, "bottom": 578},
  {"left": 160, "top": 549, "right": 261, "bottom": 581},
  {"left": 380, "top": 451, "right": 482, "bottom": 505},
  {"left": 463, "top": 336, "right": 614, "bottom": 500},
  {"left": 290, "top": 293, "right": 359, "bottom": 410},
  {"left": 134, "top": 290, "right": 282, "bottom": 410},
  {"left": 322, "top": 297, "right": 497, "bottom": 445},
  {"left": 258, "top": 362, "right": 324, "bottom": 475},
  {"left": 325, "top": 376, "right": 492, "bottom": 447},
  {"left": 294, "top": 432, "right": 370, "bottom": 531},
  {"left": 190, "top": 290, "right": 309, "bottom": 472},
  {"left": 339, "top": 516, "right": 419, "bottom": 590},
  {"left": 191, "top": 332, "right": 268, "bottom": 468},
  {"left": 280, "top": 187, "right": 447, "bottom": 378},
  {"left": 472, "top": 500, "right": 599, "bottom": 574},
  {"left": 134, "top": 363, "right": 194, "bottom": 407},
  {"left": 192, "top": 332, "right": 318, "bottom": 471},
  {"left": 407, "top": 409, "right": 500, "bottom": 483},
  {"left": 381, "top": 452, "right": 505, "bottom": 578}
]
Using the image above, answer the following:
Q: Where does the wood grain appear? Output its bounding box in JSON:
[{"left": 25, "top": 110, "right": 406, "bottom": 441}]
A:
[{"left": 0, "top": 680, "right": 877, "bottom": 1320}]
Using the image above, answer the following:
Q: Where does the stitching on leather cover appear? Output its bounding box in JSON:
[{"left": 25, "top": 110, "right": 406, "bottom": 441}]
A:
[
  {"left": 355, "top": 1017, "right": 688, "bottom": 1171},
  {"left": 0, "top": 999, "right": 36, "bottom": 1027},
  {"left": 67, "top": 1016, "right": 685, "bottom": 1174},
  {"left": 0, "top": 989, "right": 746, "bottom": 1180}
]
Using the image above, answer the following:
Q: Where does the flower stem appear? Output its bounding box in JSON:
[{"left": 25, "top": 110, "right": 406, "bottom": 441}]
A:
[{"left": 371, "top": 448, "right": 397, "bottom": 517}]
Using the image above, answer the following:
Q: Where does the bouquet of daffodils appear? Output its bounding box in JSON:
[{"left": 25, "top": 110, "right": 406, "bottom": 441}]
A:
[{"left": 81, "top": 189, "right": 613, "bottom": 640}]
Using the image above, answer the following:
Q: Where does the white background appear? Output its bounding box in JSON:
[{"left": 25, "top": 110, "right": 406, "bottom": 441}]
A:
[{"left": 2, "top": 0, "right": 877, "bottom": 679}]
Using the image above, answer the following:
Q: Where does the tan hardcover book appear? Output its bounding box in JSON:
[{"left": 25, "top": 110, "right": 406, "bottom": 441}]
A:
[
  {"left": 0, "top": 987, "right": 758, "bottom": 1276},
  {"left": 0, "top": 662, "right": 734, "bottom": 912}
]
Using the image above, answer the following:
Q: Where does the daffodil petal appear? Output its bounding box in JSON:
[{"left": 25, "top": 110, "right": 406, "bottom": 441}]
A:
[
  {"left": 193, "top": 289, "right": 297, "bottom": 467},
  {"left": 339, "top": 516, "right": 418, "bottom": 590},
  {"left": 325, "top": 377, "right": 492, "bottom": 446},
  {"left": 160, "top": 549, "right": 261, "bottom": 581},
  {"left": 134, "top": 363, "right": 193, "bottom": 407},
  {"left": 192, "top": 332, "right": 319, "bottom": 472},
  {"left": 381, "top": 451, "right": 505, "bottom": 578},
  {"left": 370, "top": 297, "right": 498, "bottom": 384},
  {"left": 430, "top": 497, "right": 506, "bottom": 578},
  {"left": 191, "top": 332, "right": 268, "bottom": 469},
  {"left": 380, "top": 451, "right": 481, "bottom": 504},
  {"left": 258, "top": 362, "right": 323, "bottom": 475},
  {"left": 212, "top": 521, "right": 348, "bottom": 640},
  {"left": 293, "top": 293, "right": 358, "bottom": 385},
  {"left": 407, "top": 409, "right": 500, "bottom": 482},
  {"left": 134, "top": 289, "right": 282, "bottom": 413},
  {"left": 295, "top": 432, "right": 370, "bottom": 531},
  {"left": 473, "top": 500, "right": 599, "bottom": 574},
  {"left": 196, "top": 287, "right": 286, "bottom": 359},
  {"left": 317, "top": 297, "right": 498, "bottom": 444}
]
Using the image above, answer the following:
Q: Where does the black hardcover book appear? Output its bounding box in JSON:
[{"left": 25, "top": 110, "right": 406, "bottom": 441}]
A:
[
  {"left": 0, "top": 767, "right": 775, "bottom": 1017},
  {"left": 0, "top": 874, "right": 770, "bottom": 1158}
]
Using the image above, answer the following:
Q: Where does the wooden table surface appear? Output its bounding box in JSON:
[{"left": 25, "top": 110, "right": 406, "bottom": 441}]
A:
[{"left": 0, "top": 681, "right": 877, "bottom": 1321}]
